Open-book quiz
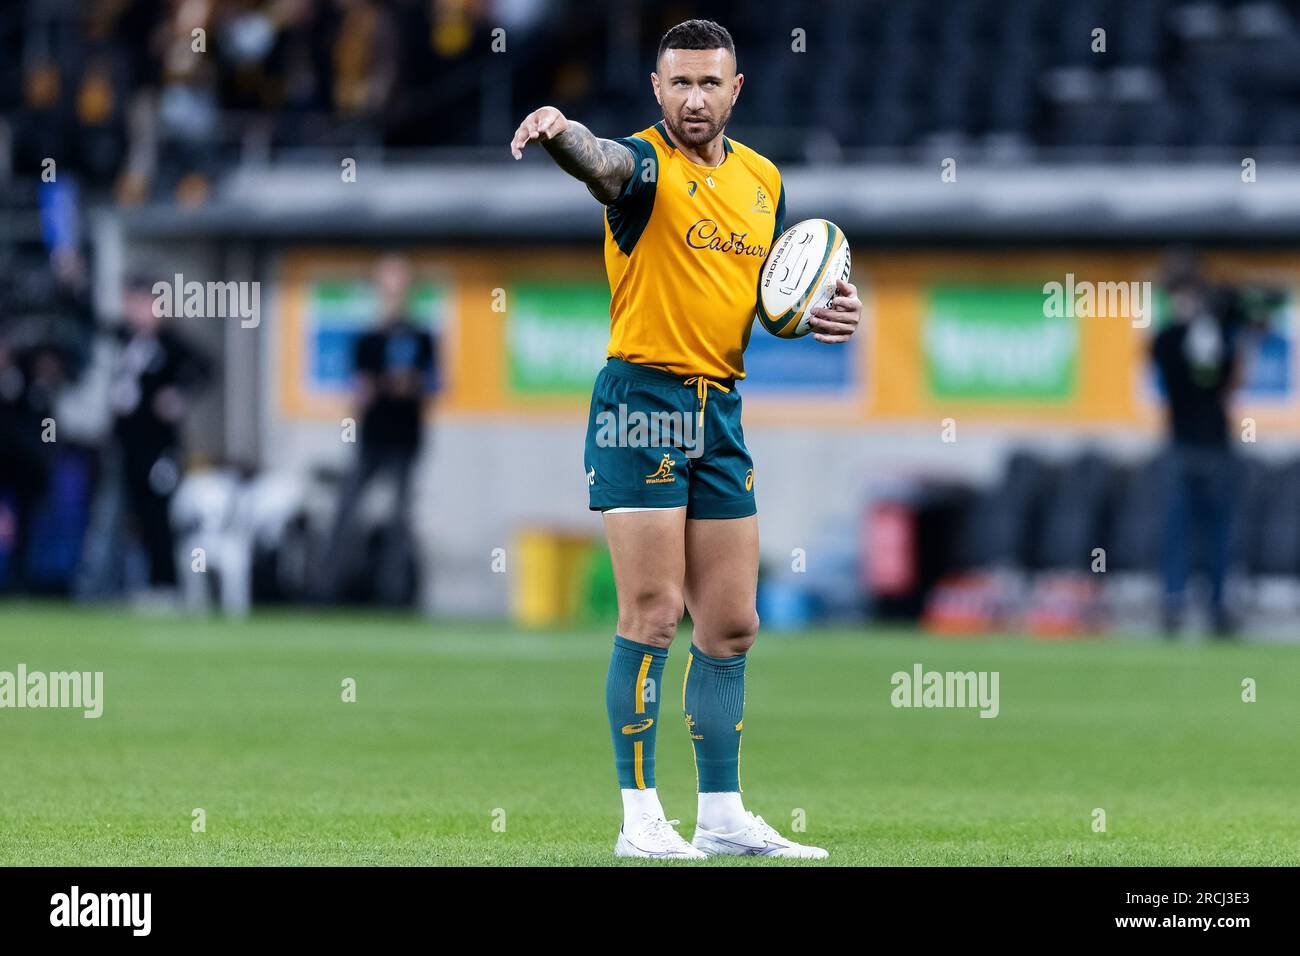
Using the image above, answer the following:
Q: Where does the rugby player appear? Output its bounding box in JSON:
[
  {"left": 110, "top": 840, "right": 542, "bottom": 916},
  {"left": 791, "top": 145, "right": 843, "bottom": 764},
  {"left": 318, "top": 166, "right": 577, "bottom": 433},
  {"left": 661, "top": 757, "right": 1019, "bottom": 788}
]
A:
[{"left": 510, "top": 18, "right": 861, "bottom": 859}]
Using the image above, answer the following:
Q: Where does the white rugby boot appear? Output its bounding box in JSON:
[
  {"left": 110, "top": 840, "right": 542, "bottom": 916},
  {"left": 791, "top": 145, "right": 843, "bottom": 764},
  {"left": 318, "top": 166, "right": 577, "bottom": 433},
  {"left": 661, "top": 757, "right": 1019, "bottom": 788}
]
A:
[
  {"left": 693, "top": 810, "right": 829, "bottom": 859},
  {"left": 615, "top": 812, "right": 708, "bottom": 859}
]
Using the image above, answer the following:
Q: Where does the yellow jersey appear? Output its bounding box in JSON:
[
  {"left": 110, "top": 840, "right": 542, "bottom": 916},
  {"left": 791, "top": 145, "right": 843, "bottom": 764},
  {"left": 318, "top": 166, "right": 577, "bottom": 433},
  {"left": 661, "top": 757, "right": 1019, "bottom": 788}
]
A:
[{"left": 601, "top": 120, "right": 786, "bottom": 381}]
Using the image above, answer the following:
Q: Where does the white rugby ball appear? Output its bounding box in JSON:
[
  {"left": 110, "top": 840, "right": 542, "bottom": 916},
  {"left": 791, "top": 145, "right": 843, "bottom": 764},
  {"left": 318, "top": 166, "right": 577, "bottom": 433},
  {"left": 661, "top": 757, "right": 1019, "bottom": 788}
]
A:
[{"left": 756, "top": 218, "right": 851, "bottom": 338}]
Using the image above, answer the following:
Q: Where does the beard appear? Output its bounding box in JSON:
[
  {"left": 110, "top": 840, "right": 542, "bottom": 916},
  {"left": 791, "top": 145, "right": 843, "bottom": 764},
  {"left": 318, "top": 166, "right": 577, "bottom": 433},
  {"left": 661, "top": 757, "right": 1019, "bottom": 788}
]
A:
[{"left": 664, "top": 102, "right": 732, "bottom": 149}]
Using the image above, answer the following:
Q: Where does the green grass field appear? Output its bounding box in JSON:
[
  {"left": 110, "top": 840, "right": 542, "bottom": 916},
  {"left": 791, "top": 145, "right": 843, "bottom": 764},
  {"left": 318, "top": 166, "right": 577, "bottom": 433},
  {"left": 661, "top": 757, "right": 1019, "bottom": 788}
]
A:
[{"left": 0, "top": 603, "right": 1297, "bottom": 866}]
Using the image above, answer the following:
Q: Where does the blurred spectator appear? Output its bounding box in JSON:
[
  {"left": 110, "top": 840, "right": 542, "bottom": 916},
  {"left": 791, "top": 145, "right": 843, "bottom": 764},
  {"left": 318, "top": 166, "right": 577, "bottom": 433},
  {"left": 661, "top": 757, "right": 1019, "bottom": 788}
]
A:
[
  {"left": 107, "top": 276, "right": 214, "bottom": 596},
  {"left": 1151, "top": 269, "right": 1243, "bottom": 637},
  {"left": 152, "top": 0, "right": 222, "bottom": 203},
  {"left": 319, "top": 254, "right": 437, "bottom": 604},
  {"left": 329, "top": 0, "right": 397, "bottom": 121},
  {"left": 0, "top": 336, "right": 65, "bottom": 592}
]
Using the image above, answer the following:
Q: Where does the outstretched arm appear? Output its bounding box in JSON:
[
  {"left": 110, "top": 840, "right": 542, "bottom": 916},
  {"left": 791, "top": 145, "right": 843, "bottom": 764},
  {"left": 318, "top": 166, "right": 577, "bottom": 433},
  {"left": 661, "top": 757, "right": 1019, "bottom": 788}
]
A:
[{"left": 510, "top": 106, "right": 635, "bottom": 205}]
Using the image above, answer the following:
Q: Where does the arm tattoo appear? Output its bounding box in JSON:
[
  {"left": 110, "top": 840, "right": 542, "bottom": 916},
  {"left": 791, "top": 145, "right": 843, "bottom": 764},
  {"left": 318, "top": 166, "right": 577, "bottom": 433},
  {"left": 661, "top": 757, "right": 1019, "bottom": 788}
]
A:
[{"left": 542, "top": 121, "right": 636, "bottom": 204}]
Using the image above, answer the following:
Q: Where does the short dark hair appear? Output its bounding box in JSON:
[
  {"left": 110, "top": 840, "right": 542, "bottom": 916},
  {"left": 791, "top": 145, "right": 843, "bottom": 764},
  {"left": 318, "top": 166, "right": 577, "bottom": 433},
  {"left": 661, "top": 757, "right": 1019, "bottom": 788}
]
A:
[{"left": 656, "top": 19, "right": 736, "bottom": 71}]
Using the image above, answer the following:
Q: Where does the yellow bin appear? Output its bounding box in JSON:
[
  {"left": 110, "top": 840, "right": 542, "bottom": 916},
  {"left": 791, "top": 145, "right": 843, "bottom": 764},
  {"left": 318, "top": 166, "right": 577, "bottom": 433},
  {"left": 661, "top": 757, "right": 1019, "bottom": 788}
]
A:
[{"left": 512, "top": 528, "right": 597, "bottom": 627}]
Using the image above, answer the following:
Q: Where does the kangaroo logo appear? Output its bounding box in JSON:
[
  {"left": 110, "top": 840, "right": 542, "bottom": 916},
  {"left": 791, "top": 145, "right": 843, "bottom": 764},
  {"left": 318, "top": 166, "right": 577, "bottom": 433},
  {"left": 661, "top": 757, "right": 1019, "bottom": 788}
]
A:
[
  {"left": 684, "top": 713, "right": 704, "bottom": 740},
  {"left": 645, "top": 453, "right": 677, "bottom": 485}
]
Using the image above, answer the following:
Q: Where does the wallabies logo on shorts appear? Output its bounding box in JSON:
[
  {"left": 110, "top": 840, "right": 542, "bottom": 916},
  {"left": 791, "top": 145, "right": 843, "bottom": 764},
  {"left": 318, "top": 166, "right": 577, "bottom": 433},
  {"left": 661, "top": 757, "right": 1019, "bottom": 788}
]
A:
[{"left": 645, "top": 453, "right": 677, "bottom": 485}]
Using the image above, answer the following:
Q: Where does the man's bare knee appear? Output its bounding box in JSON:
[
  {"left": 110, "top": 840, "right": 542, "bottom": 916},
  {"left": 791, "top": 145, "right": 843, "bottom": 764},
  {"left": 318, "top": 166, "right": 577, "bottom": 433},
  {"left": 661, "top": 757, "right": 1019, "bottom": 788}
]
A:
[
  {"left": 696, "top": 610, "right": 760, "bottom": 657},
  {"left": 618, "top": 590, "right": 685, "bottom": 648}
]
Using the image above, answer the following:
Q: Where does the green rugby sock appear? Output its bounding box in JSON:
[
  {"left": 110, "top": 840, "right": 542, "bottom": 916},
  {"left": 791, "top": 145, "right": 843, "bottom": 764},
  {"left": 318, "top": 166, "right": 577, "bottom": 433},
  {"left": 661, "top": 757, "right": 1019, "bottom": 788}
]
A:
[
  {"left": 682, "top": 644, "right": 746, "bottom": 792},
  {"left": 605, "top": 636, "right": 666, "bottom": 790}
]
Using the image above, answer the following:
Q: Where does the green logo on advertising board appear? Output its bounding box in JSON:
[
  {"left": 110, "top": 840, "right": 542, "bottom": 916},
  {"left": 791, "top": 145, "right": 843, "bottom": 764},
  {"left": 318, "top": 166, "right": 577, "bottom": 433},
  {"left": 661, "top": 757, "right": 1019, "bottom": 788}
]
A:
[
  {"left": 507, "top": 282, "right": 610, "bottom": 395},
  {"left": 924, "top": 286, "right": 1078, "bottom": 399}
]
